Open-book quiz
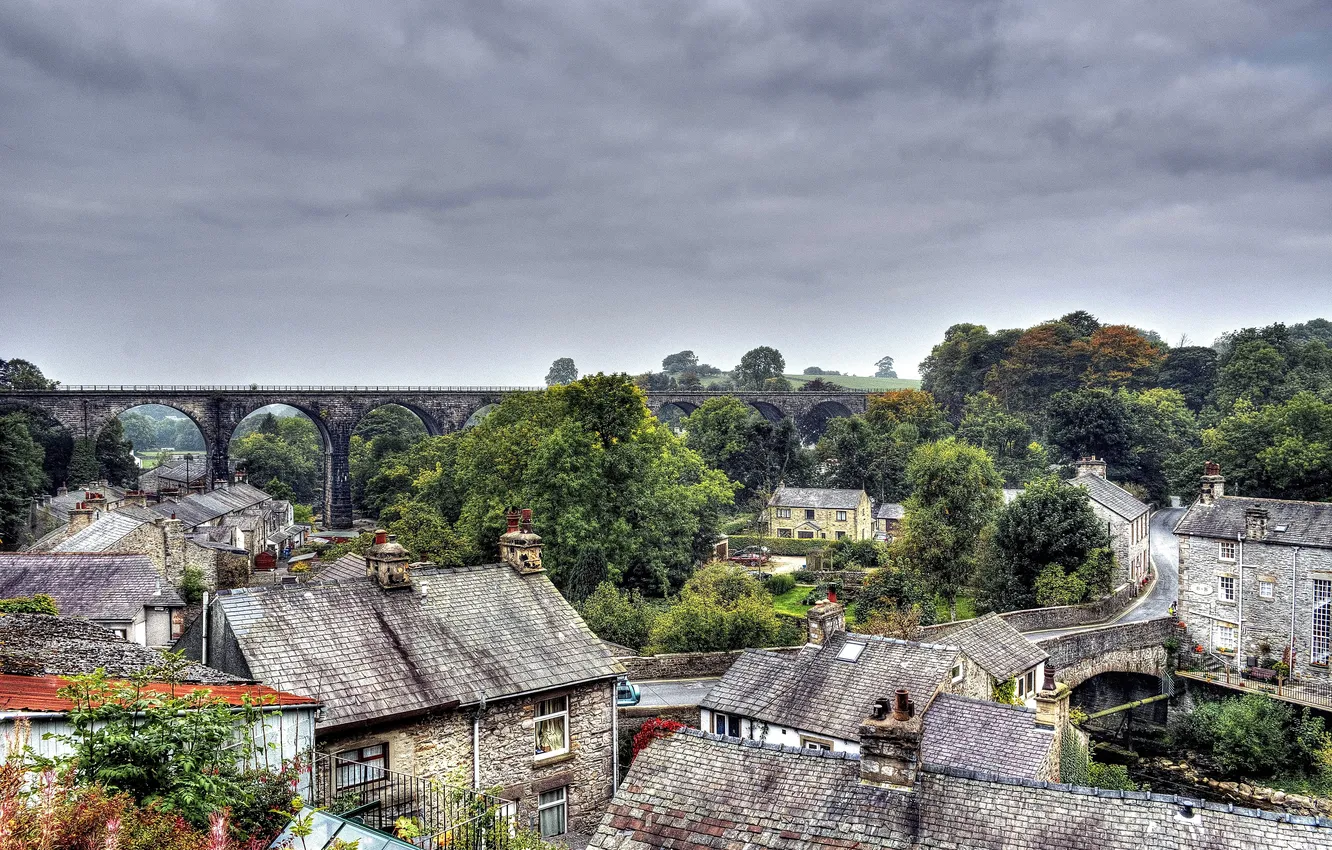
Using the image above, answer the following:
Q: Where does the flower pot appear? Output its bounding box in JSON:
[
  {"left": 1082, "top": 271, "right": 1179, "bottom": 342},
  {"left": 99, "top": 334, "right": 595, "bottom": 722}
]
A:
[{"left": 828, "top": 590, "right": 838, "bottom": 604}]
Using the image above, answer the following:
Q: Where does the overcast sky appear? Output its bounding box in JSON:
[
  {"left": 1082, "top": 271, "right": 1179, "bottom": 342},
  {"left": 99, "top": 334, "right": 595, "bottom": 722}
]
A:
[{"left": 2, "top": 1, "right": 1330, "bottom": 385}]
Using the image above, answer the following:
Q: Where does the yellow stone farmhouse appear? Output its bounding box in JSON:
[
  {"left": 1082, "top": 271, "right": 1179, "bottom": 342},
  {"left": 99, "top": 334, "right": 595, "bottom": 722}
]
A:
[{"left": 765, "top": 486, "right": 873, "bottom": 541}]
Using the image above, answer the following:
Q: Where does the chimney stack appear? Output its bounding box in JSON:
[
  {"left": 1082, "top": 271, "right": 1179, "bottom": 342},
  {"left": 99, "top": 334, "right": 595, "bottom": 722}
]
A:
[
  {"left": 1034, "top": 666, "right": 1072, "bottom": 781},
  {"left": 1074, "top": 457, "right": 1107, "bottom": 479},
  {"left": 1244, "top": 505, "right": 1268, "bottom": 541},
  {"left": 84, "top": 491, "right": 108, "bottom": 514},
  {"left": 1199, "top": 462, "right": 1225, "bottom": 505},
  {"left": 806, "top": 601, "right": 846, "bottom": 646},
  {"left": 366, "top": 529, "right": 411, "bottom": 589},
  {"left": 123, "top": 490, "right": 148, "bottom": 508},
  {"left": 66, "top": 502, "right": 95, "bottom": 538},
  {"left": 859, "top": 690, "right": 921, "bottom": 792},
  {"left": 499, "top": 508, "right": 544, "bottom": 575}
]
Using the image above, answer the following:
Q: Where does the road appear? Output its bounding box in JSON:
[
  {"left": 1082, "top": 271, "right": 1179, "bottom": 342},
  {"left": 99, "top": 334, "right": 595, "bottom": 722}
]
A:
[{"left": 635, "top": 677, "right": 719, "bottom": 708}]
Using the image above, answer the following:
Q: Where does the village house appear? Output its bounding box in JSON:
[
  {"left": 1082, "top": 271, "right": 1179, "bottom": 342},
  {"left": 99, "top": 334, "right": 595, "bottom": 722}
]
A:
[
  {"left": 1175, "top": 462, "right": 1332, "bottom": 680},
  {"left": 0, "top": 614, "right": 317, "bottom": 779},
  {"left": 0, "top": 553, "right": 185, "bottom": 646},
  {"left": 179, "top": 512, "right": 624, "bottom": 842},
  {"left": 1069, "top": 456, "right": 1151, "bottom": 584},
  {"left": 872, "top": 501, "right": 904, "bottom": 542},
  {"left": 766, "top": 486, "right": 873, "bottom": 541},
  {"left": 700, "top": 604, "right": 1052, "bottom": 755}
]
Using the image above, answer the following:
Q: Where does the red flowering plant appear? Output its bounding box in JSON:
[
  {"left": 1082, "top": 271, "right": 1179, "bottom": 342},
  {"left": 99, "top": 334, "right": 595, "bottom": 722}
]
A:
[{"left": 631, "top": 718, "right": 685, "bottom": 759}]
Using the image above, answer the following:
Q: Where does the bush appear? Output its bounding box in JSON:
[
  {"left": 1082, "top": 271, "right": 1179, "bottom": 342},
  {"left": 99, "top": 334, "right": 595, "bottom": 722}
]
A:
[
  {"left": 632, "top": 718, "right": 684, "bottom": 759},
  {"left": 1088, "top": 760, "right": 1138, "bottom": 791},
  {"left": 858, "top": 565, "right": 936, "bottom": 627},
  {"left": 766, "top": 573, "right": 796, "bottom": 596},
  {"left": 791, "top": 569, "right": 815, "bottom": 583},
  {"left": 179, "top": 566, "right": 207, "bottom": 605},
  {"left": 1076, "top": 547, "right": 1117, "bottom": 597},
  {"left": 647, "top": 563, "right": 781, "bottom": 653},
  {"left": 1168, "top": 694, "right": 1327, "bottom": 779},
  {"left": 826, "top": 538, "right": 890, "bottom": 570},
  {"left": 727, "top": 535, "right": 826, "bottom": 556},
  {"left": 1033, "top": 563, "right": 1087, "bottom": 607},
  {"left": 579, "top": 582, "right": 659, "bottom": 652},
  {"left": 0, "top": 594, "right": 58, "bottom": 615}
]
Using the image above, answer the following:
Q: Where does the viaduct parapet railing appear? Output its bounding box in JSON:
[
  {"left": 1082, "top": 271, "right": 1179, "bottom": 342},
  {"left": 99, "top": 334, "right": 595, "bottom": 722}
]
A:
[{"left": 1, "top": 387, "right": 869, "bottom": 529}]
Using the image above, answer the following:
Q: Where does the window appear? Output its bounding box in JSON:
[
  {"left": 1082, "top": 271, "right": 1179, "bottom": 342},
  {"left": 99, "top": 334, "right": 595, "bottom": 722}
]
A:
[
  {"left": 950, "top": 663, "right": 964, "bottom": 684},
  {"left": 1219, "top": 575, "right": 1236, "bottom": 603},
  {"left": 1025, "top": 670, "right": 1035, "bottom": 696},
  {"left": 805, "top": 509, "right": 816, "bottom": 520},
  {"left": 836, "top": 642, "right": 866, "bottom": 662},
  {"left": 776, "top": 508, "right": 791, "bottom": 519},
  {"left": 1219, "top": 541, "right": 1237, "bottom": 561},
  {"left": 537, "top": 788, "right": 567, "bottom": 838},
  {"left": 835, "top": 531, "right": 846, "bottom": 540},
  {"left": 712, "top": 712, "right": 740, "bottom": 737},
  {"left": 1314, "top": 580, "right": 1331, "bottom": 666},
  {"left": 778, "top": 528, "right": 793, "bottom": 538},
  {"left": 797, "top": 530, "right": 815, "bottom": 539},
  {"left": 1015, "top": 676, "right": 1025, "bottom": 698},
  {"left": 1259, "top": 580, "right": 1275, "bottom": 600},
  {"left": 836, "top": 510, "right": 847, "bottom": 522},
  {"left": 111, "top": 628, "right": 127, "bottom": 640},
  {"left": 334, "top": 743, "right": 387, "bottom": 790},
  {"left": 170, "top": 610, "right": 184, "bottom": 641},
  {"left": 801, "top": 736, "right": 833, "bottom": 751},
  {"left": 534, "top": 696, "right": 569, "bottom": 758},
  {"left": 1214, "top": 622, "right": 1237, "bottom": 654}
]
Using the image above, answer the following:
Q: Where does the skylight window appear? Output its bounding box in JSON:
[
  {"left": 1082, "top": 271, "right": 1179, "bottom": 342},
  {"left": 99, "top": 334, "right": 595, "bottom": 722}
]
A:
[
  {"left": 1274, "top": 525, "right": 1288, "bottom": 533},
  {"left": 837, "top": 642, "right": 866, "bottom": 662}
]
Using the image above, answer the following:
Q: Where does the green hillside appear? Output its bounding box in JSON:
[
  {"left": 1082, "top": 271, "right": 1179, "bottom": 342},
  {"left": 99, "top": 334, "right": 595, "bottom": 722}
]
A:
[{"left": 700, "top": 374, "right": 920, "bottom": 391}]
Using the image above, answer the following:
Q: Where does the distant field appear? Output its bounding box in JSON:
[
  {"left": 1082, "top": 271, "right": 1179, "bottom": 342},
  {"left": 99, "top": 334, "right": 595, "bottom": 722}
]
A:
[{"left": 700, "top": 374, "right": 920, "bottom": 391}]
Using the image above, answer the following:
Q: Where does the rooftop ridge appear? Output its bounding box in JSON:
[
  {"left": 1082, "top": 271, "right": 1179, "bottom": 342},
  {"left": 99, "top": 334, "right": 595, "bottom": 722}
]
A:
[{"left": 932, "top": 691, "right": 1037, "bottom": 715}]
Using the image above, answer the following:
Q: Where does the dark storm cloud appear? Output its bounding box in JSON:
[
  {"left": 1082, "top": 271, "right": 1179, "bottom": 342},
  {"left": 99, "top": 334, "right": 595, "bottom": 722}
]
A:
[{"left": 1, "top": 0, "right": 1330, "bottom": 384}]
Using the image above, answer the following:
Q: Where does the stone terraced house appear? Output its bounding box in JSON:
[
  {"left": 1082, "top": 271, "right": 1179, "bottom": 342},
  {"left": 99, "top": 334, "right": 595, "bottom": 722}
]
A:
[
  {"left": 179, "top": 514, "right": 624, "bottom": 842},
  {"left": 766, "top": 485, "right": 873, "bottom": 541},
  {"left": 1176, "top": 462, "right": 1332, "bottom": 680},
  {"left": 1069, "top": 456, "right": 1151, "bottom": 585}
]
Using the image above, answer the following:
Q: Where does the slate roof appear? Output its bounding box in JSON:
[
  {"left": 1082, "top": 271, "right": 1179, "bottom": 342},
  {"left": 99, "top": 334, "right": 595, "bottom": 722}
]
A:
[
  {"left": 52, "top": 512, "right": 150, "bottom": 552},
  {"left": 40, "top": 487, "right": 129, "bottom": 521},
  {"left": 0, "top": 553, "right": 183, "bottom": 621},
  {"left": 317, "top": 553, "right": 369, "bottom": 583},
  {"left": 589, "top": 729, "right": 1332, "bottom": 850},
  {"left": 701, "top": 633, "right": 958, "bottom": 741},
  {"left": 924, "top": 613, "right": 1047, "bottom": 681},
  {"left": 1070, "top": 473, "right": 1149, "bottom": 521},
  {"left": 769, "top": 486, "right": 866, "bottom": 510},
  {"left": 211, "top": 563, "right": 624, "bottom": 728},
  {"left": 1175, "top": 495, "right": 1332, "bottom": 550},
  {"left": 151, "top": 483, "right": 271, "bottom": 528},
  {"left": 921, "top": 694, "right": 1054, "bottom": 780},
  {"left": 0, "top": 615, "right": 236, "bottom": 682},
  {"left": 873, "top": 502, "right": 905, "bottom": 521}
]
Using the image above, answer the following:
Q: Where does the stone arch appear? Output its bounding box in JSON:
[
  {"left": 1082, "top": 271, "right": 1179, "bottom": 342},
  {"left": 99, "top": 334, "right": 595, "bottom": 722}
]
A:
[
  {"left": 654, "top": 401, "right": 698, "bottom": 434},
  {"left": 750, "top": 400, "right": 786, "bottom": 423},
  {"left": 107, "top": 403, "right": 210, "bottom": 454},
  {"left": 464, "top": 403, "right": 498, "bottom": 429},
  {"left": 797, "top": 399, "right": 854, "bottom": 444},
  {"left": 353, "top": 401, "right": 443, "bottom": 438},
  {"left": 224, "top": 402, "right": 332, "bottom": 451}
]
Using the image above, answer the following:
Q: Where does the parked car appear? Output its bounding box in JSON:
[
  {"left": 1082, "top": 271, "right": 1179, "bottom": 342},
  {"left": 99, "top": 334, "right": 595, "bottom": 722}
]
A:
[
  {"left": 616, "top": 677, "right": 641, "bottom": 707},
  {"left": 728, "top": 546, "right": 771, "bottom": 569}
]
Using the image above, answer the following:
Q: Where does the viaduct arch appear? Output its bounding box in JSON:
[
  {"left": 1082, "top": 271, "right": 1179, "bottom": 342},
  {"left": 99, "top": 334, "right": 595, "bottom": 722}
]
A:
[{"left": 4, "top": 386, "right": 869, "bottom": 528}]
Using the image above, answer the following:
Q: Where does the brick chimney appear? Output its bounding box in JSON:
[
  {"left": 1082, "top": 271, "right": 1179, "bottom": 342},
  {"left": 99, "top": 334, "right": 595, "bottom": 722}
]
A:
[
  {"left": 1199, "top": 462, "right": 1225, "bottom": 505},
  {"left": 499, "top": 509, "right": 544, "bottom": 575},
  {"left": 66, "top": 502, "right": 95, "bottom": 538},
  {"left": 366, "top": 529, "right": 412, "bottom": 589},
  {"left": 122, "top": 490, "right": 148, "bottom": 509},
  {"left": 859, "top": 690, "right": 922, "bottom": 792},
  {"left": 84, "top": 491, "right": 108, "bottom": 514},
  {"left": 1074, "top": 456, "right": 1107, "bottom": 479},
  {"left": 1244, "top": 504, "right": 1268, "bottom": 541},
  {"left": 1033, "top": 666, "right": 1071, "bottom": 780},
  {"left": 806, "top": 601, "right": 846, "bottom": 646}
]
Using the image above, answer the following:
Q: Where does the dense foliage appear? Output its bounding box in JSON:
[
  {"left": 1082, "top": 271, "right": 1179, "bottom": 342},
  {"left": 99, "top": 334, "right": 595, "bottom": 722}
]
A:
[
  {"left": 1169, "top": 694, "right": 1331, "bottom": 781},
  {"left": 646, "top": 562, "right": 784, "bottom": 653},
  {"left": 0, "top": 414, "right": 45, "bottom": 549},
  {"left": 682, "top": 396, "right": 811, "bottom": 506},
  {"left": 228, "top": 413, "right": 324, "bottom": 505},
  {"left": 0, "top": 594, "right": 58, "bottom": 614}
]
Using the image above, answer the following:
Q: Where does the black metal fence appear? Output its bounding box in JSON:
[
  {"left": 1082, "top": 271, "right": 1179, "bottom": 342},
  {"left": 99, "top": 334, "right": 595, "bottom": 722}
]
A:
[{"left": 308, "top": 751, "right": 517, "bottom": 849}]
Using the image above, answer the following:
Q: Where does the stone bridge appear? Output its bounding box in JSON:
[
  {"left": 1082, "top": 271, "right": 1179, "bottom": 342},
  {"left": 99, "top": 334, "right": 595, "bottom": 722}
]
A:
[
  {"left": 0, "top": 386, "right": 868, "bottom": 528},
  {"left": 1036, "top": 616, "right": 1176, "bottom": 689}
]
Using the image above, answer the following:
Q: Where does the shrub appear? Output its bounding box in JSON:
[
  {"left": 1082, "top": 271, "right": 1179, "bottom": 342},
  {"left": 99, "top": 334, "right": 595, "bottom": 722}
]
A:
[
  {"left": 631, "top": 718, "right": 684, "bottom": 759},
  {"left": 647, "top": 563, "right": 780, "bottom": 653},
  {"left": 579, "top": 582, "right": 660, "bottom": 652},
  {"left": 179, "top": 566, "right": 207, "bottom": 604},
  {"left": 1033, "top": 564, "right": 1087, "bottom": 607},
  {"left": 826, "top": 538, "right": 890, "bottom": 570},
  {"left": 0, "top": 593, "right": 58, "bottom": 615},
  {"left": 1168, "top": 694, "right": 1327, "bottom": 779},
  {"left": 791, "top": 569, "right": 815, "bottom": 584},
  {"left": 727, "top": 535, "right": 826, "bottom": 556},
  {"left": 1076, "top": 547, "right": 1117, "bottom": 597},
  {"left": 766, "top": 573, "right": 796, "bottom": 596},
  {"left": 1088, "top": 760, "right": 1138, "bottom": 791}
]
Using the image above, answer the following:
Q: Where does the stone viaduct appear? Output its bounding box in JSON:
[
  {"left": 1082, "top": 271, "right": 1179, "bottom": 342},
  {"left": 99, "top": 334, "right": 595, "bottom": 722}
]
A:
[{"left": 0, "top": 386, "right": 868, "bottom": 529}]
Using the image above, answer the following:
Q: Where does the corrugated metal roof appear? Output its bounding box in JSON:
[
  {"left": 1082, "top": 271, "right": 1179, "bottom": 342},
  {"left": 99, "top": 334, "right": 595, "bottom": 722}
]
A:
[{"left": 0, "top": 673, "right": 316, "bottom": 713}]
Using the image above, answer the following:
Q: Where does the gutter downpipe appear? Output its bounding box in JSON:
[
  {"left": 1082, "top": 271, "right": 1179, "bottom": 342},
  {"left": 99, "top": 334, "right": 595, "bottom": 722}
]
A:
[
  {"left": 1236, "top": 533, "right": 1245, "bottom": 678},
  {"left": 612, "top": 681, "right": 620, "bottom": 788},
  {"left": 473, "top": 692, "right": 485, "bottom": 789},
  {"left": 1291, "top": 547, "right": 1300, "bottom": 672},
  {"left": 200, "top": 591, "right": 209, "bottom": 667}
]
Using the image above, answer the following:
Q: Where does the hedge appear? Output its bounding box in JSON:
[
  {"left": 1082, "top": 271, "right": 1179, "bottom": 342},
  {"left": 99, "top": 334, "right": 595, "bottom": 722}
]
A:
[{"left": 726, "top": 535, "right": 827, "bottom": 557}]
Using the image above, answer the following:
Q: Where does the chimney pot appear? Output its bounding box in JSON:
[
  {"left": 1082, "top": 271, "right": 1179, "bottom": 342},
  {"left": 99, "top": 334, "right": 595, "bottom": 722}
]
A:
[
  {"left": 505, "top": 509, "right": 521, "bottom": 533},
  {"left": 1199, "top": 461, "right": 1226, "bottom": 505},
  {"left": 1042, "top": 665, "right": 1056, "bottom": 692},
  {"left": 374, "top": 529, "right": 388, "bottom": 545},
  {"left": 892, "top": 689, "right": 914, "bottom": 722}
]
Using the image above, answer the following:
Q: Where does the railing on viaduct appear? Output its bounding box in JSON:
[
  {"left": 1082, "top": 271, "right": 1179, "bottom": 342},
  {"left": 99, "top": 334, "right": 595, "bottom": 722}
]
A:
[{"left": 0, "top": 386, "right": 869, "bottom": 529}]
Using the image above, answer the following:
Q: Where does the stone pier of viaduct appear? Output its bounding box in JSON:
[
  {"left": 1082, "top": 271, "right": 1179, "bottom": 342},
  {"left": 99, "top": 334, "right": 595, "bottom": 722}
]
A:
[{"left": 1, "top": 386, "right": 868, "bottom": 529}]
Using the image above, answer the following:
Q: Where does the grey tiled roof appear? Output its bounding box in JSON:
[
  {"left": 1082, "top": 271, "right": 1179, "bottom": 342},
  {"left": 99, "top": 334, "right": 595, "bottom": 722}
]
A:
[
  {"left": 921, "top": 694, "right": 1053, "bottom": 780},
  {"left": 41, "top": 487, "right": 129, "bottom": 521},
  {"left": 151, "top": 483, "right": 271, "bottom": 528},
  {"left": 117, "top": 505, "right": 166, "bottom": 522},
  {"left": 0, "top": 553, "right": 183, "bottom": 621},
  {"left": 873, "top": 502, "right": 905, "bottom": 520},
  {"left": 1070, "top": 473, "right": 1149, "bottom": 520},
  {"left": 589, "top": 728, "right": 1332, "bottom": 850},
  {"left": 925, "top": 613, "right": 1047, "bottom": 681},
  {"left": 701, "top": 633, "right": 958, "bottom": 741},
  {"left": 317, "top": 553, "right": 368, "bottom": 583},
  {"left": 0, "top": 615, "right": 235, "bottom": 682},
  {"left": 213, "top": 563, "right": 623, "bottom": 728},
  {"left": 769, "top": 486, "right": 865, "bottom": 510},
  {"left": 52, "top": 512, "right": 150, "bottom": 552},
  {"left": 1175, "top": 495, "right": 1332, "bottom": 550}
]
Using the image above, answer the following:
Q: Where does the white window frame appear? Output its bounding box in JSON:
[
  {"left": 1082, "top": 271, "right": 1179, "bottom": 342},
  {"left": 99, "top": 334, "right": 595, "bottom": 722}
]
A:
[
  {"left": 712, "top": 711, "right": 740, "bottom": 737},
  {"left": 950, "top": 663, "right": 964, "bottom": 684},
  {"left": 800, "top": 735, "right": 833, "bottom": 751},
  {"left": 1219, "top": 540, "right": 1237, "bottom": 562},
  {"left": 1313, "top": 579, "right": 1331, "bottom": 666},
  {"left": 1214, "top": 622, "right": 1238, "bottom": 655},
  {"left": 1218, "top": 575, "right": 1236, "bottom": 603},
  {"left": 537, "top": 787, "right": 567, "bottom": 838},
  {"left": 776, "top": 508, "right": 791, "bottom": 519},
  {"left": 836, "top": 510, "right": 847, "bottom": 522},
  {"left": 534, "top": 695, "right": 569, "bottom": 760},
  {"left": 1015, "top": 675, "right": 1025, "bottom": 698},
  {"left": 1258, "top": 580, "right": 1275, "bottom": 600}
]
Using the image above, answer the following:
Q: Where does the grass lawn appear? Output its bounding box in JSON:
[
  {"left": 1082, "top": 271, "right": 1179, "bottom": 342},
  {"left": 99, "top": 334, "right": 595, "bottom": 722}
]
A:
[
  {"left": 934, "top": 595, "right": 978, "bottom": 623},
  {"left": 772, "top": 584, "right": 861, "bottom": 625},
  {"left": 699, "top": 374, "right": 920, "bottom": 391}
]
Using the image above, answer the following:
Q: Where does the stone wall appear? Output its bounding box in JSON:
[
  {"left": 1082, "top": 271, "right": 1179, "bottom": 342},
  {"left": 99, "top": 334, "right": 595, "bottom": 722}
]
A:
[
  {"left": 996, "top": 580, "right": 1142, "bottom": 633},
  {"left": 617, "top": 646, "right": 803, "bottom": 681},
  {"left": 1036, "top": 617, "right": 1174, "bottom": 687},
  {"left": 319, "top": 679, "right": 616, "bottom": 838}
]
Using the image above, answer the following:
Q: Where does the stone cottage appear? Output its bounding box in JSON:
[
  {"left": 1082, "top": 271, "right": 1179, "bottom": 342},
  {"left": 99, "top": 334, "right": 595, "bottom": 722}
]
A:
[
  {"left": 1069, "top": 456, "right": 1151, "bottom": 585},
  {"left": 179, "top": 512, "right": 624, "bottom": 841},
  {"left": 1175, "top": 462, "right": 1332, "bottom": 679},
  {"left": 766, "top": 486, "right": 874, "bottom": 541}
]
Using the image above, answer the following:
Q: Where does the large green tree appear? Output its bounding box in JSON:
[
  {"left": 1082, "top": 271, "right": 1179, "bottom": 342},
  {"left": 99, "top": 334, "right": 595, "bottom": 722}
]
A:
[
  {"left": 815, "top": 390, "right": 952, "bottom": 503},
  {"left": 1158, "top": 346, "right": 1219, "bottom": 412},
  {"left": 350, "top": 405, "right": 428, "bottom": 516},
  {"left": 1187, "top": 392, "right": 1332, "bottom": 501},
  {"left": 230, "top": 415, "right": 323, "bottom": 503},
  {"left": 956, "top": 392, "right": 1046, "bottom": 486},
  {"left": 897, "top": 439, "right": 1002, "bottom": 619},
  {"left": 919, "top": 323, "right": 1022, "bottom": 417},
  {"left": 682, "top": 396, "right": 811, "bottom": 505},
  {"left": 0, "top": 358, "right": 57, "bottom": 389},
  {"left": 95, "top": 417, "right": 139, "bottom": 487},
  {"left": 545, "top": 357, "right": 578, "bottom": 386},
  {"left": 0, "top": 414, "right": 45, "bottom": 549},
  {"left": 733, "top": 346, "right": 786, "bottom": 390}
]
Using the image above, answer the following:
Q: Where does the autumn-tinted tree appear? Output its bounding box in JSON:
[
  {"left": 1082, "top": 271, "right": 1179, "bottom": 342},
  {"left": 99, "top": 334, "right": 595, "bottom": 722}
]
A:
[
  {"left": 985, "top": 322, "right": 1085, "bottom": 416},
  {"left": 898, "top": 439, "right": 1002, "bottom": 619},
  {"left": 734, "top": 346, "right": 786, "bottom": 390},
  {"left": 0, "top": 414, "right": 44, "bottom": 549},
  {"left": 1158, "top": 346, "right": 1219, "bottom": 412},
  {"left": 545, "top": 357, "right": 578, "bottom": 386},
  {"left": 1075, "top": 325, "right": 1165, "bottom": 389}
]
